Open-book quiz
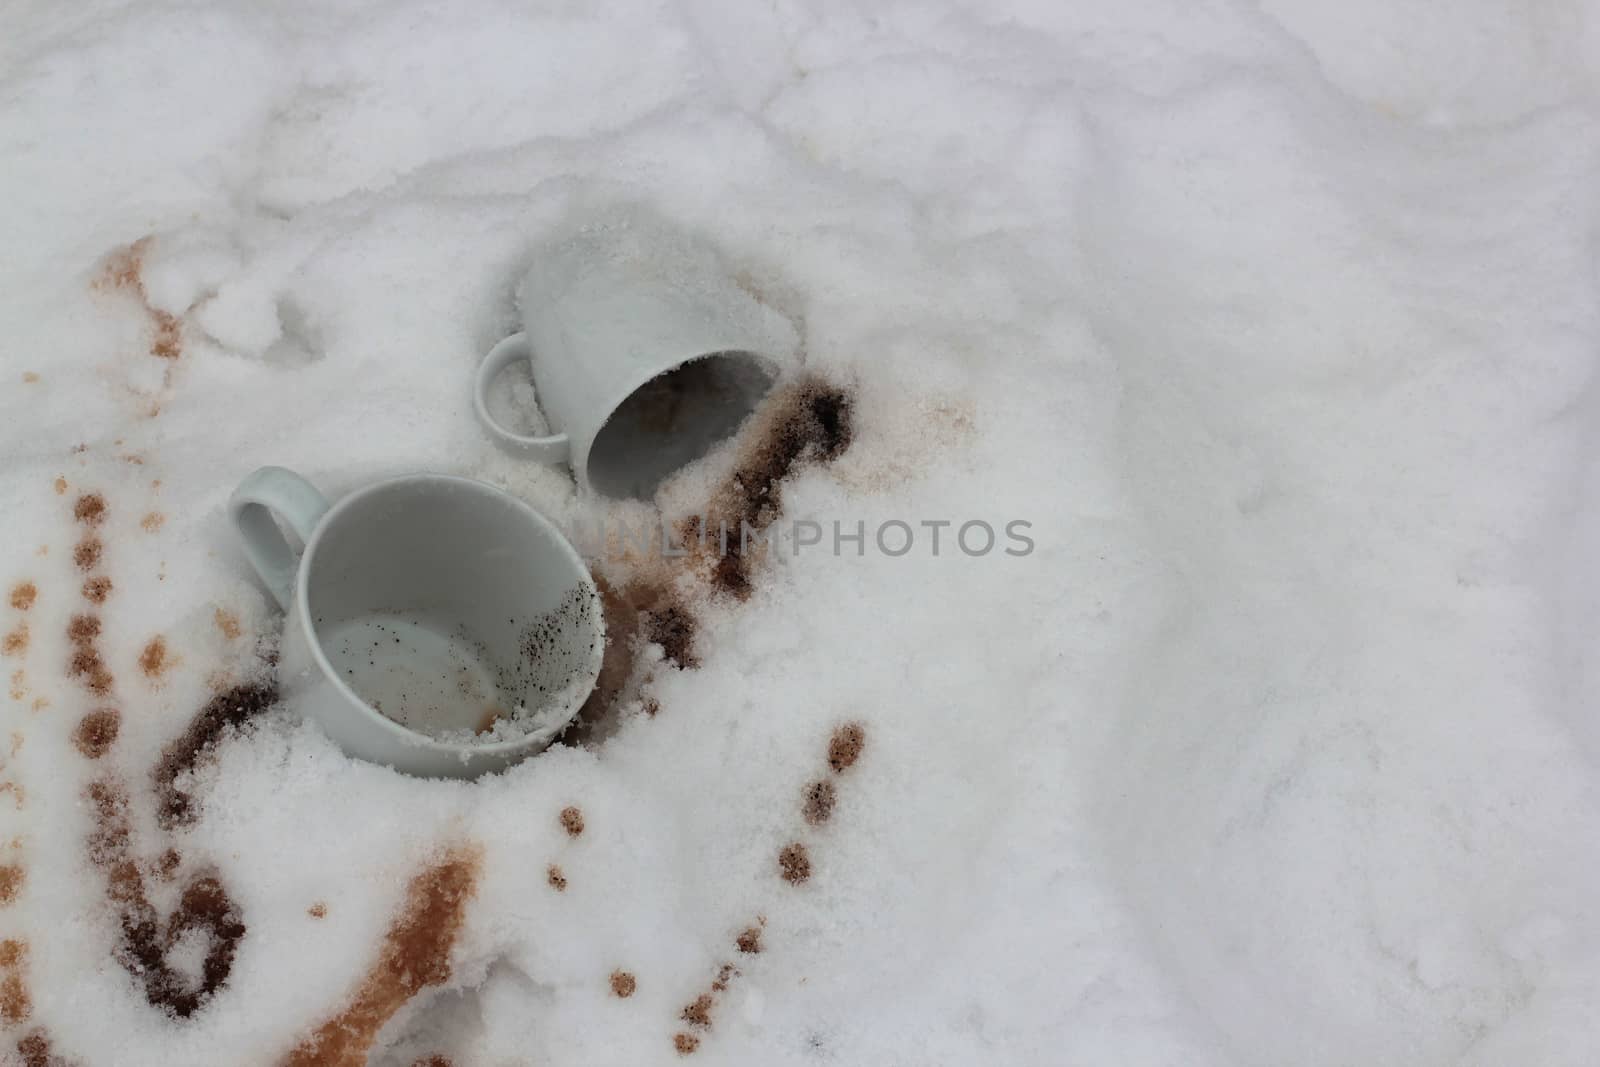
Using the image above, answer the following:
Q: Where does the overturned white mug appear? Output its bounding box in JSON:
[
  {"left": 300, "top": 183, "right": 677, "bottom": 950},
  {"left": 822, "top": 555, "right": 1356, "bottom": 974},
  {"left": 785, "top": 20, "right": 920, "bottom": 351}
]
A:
[
  {"left": 475, "top": 213, "right": 799, "bottom": 498},
  {"left": 229, "top": 467, "right": 604, "bottom": 779}
]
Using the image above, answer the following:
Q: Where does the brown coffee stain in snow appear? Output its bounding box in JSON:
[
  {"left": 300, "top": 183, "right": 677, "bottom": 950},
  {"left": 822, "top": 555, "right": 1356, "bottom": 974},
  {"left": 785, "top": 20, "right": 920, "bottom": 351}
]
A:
[{"left": 284, "top": 845, "right": 482, "bottom": 1067}]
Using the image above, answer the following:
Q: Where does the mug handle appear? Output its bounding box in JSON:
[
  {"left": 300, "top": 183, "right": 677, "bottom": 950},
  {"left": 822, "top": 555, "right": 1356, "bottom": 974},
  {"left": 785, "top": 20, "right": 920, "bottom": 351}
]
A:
[
  {"left": 473, "top": 332, "right": 572, "bottom": 464},
  {"left": 229, "top": 466, "right": 330, "bottom": 610}
]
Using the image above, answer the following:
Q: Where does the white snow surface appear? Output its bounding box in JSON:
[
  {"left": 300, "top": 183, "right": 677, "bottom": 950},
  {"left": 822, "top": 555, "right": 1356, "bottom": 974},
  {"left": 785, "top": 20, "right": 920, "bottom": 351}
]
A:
[{"left": 4, "top": 0, "right": 1600, "bottom": 1064}]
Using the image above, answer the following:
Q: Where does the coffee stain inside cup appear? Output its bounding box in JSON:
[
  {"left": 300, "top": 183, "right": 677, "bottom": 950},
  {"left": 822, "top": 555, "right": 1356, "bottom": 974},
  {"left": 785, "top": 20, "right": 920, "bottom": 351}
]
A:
[{"left": 328, "top": 585, "right": 598, "bottom": 746}]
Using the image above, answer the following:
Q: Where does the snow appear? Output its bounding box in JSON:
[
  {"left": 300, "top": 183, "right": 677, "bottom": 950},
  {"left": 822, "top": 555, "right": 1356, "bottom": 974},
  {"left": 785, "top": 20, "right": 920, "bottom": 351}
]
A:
[{"left": 4, "top": 0, "right": 1600, "bottom": 1064}]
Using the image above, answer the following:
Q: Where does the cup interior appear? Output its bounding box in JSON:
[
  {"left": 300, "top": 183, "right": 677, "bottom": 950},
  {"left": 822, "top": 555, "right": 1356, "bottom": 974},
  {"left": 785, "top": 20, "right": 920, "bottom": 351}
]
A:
[
  {"left": 302, "top": 477, "right": 600, "bottom": 743},
  {"left": 586, "top": 351, "right": 774, "bottom": 499}
]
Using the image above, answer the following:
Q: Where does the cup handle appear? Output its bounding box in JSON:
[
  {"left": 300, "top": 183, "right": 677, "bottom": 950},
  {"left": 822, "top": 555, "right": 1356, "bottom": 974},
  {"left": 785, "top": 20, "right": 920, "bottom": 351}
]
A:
[
  {"left": 229, "top": 466, "right": 330, "bottom": 610},
  {"left": 474, "top": 332, "right": 572, "bottom": 464}
]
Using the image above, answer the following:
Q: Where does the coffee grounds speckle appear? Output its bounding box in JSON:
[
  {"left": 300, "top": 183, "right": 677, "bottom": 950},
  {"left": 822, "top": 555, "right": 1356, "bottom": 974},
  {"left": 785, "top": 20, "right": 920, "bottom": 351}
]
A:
[
  {"left": 736, "top": 926, "right": 763, "bottom": 954},
  {"left": 828, "top": 723, "right": 865, "bottom": 773},
  {"left": 681, "top": 993, "right": 713, "bottom": 1029},
  {"left": 68, "top": 614, "right": 100, "bottom": 644},
  {"left": 778, "top": 843, "right": 811, "bottom": 885},
  {"left": 412, "top": 1057, "right": 452, "bottom": 1067},
  {"left": 308, "top": 902, "right": 327, "bottom": 919},
  {"left": 547, "top": 865, "right": 567, "bottom": 891},
  {"left": 674, "top": 1033, "right": 699, "bottom": 1055},
  {"left": 8, "top": 584, "right": 35, "bottom": 611},
  {"left": 83, "top": 576, "right": 112, "bottom": 603},
  {"left": 155, "top": 680, "right": 278, "bottom": 828},
  {"left": 74, "top": 493, "right": 107, "bottom": 526},
  {"left": 610, "top": 970, "right": 636, "bottom": 998},
  {"left": 74, "top": 537, "right": 102, "bottom": 571},
  {"left": 803, "top": 780, "right": 836, "bottom": 825},
  {"left": 560, "top": 806, "right": 584, "bottom": 837},
  {"left": 73, "top": 708, "right": 120, "bottom": 760}
]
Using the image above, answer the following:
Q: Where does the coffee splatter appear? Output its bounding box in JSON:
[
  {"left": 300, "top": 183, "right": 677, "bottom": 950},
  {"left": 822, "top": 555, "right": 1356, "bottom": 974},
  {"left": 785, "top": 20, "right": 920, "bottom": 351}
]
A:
[
  {"left": 285, "top": 845, "right": 481, "bottom": 1067},
  {"left": 8, "top": 584, "right": 35, "bottom": 611},
  {"left": 73, "top": 708, "right": 120, "bottom": 759},
  {"left": 547, "top": 865, "right": 567, "bottom": 892},
  {"left": 82, "top": 576, "right": 112, "bottom": 603},
  {"left": 0, "top": 971, "right": 27, "bottom": 1027},
  {"left": 0, "top": 865, "right": 22, "bottom": 905},
  {"left": 674, "top": 1033, "right": 699, "bottom": 1055},
  {"left": 138, "top": 637, "right": 169, "bottom": 678},
  {"left": 52, "top": 477, "right": 67, "bottom": 496},
  {"left": 681, "top": 993, "right": 714, "bottom": 1029},
  {"left": 67, "top": 614, "right": 100, "bottom": 644},
  {"left": 96, "top": 237, "right": 185, "bottom": 361},
  {"left": 213, "top": 609, "right": 241, "bottom": 640},
  {"left": 695, "top": 379, "right": 854, "bottom": 599},
  {"left": 710, "top": 963, "right": 736, "bottom": 993},
  {"left": 1, "top": 625, "right": 26, "bottom": 657},
  {"left": 86, "top": 778, "right": 247, "bottom": 1018},
  {"left": 68, "top": 646, "right": 113, "bottom": 695},
  {"left": 803, "top": 780, "right": 836, "bottom": 825},
  {"left": 643, "top": 600, "right": 697, "bottom": 669},
  {"left": 15, "top": 1030, "right": 54, "bottom": 1067},
  {"left": 141, "top": 512, "right": 165, "bottom": 533},
  {"left": 411, "top": 1057, "right": 452, "bottom": 1067},
  {"left": 73, "top": 493, "right": 106, "bottom": 527},
  {"left": 0, "top": 940, "right": 26, "bottom": 1026},
  {"left": 562, "top": 379, "right": 854, "bottom": 743},
  {"left": 828, "top": 723, "right": 865, "bottom": 773},
  {"left": 150, "top": 313, "right": 181, "bottom": 360},
  {"left": 155, "top": 680, "right": 278, "bottom": 828},
  {"left": 610, "top": 970, "right": 636, "bottom": 998},
  {"left": 736, "top": 925, "right": 763, "bottom": 954},
  {"left": 308, "top": 902, "right": 327, "bottom": 919},
  {"left": 155, "top": 849, "right": 181, "bottom": 881},
  {"left": 778, "top": 843, "right": 811, "bottom": 885},
  {"left": 564, "top": 577, "right": 695, "bottom": 742},
  {"left": 560, "top": 806, "right": 584, "bottom": 838},
  {"left": 73, "top": 537, "right": 102, "bottom": 571}
]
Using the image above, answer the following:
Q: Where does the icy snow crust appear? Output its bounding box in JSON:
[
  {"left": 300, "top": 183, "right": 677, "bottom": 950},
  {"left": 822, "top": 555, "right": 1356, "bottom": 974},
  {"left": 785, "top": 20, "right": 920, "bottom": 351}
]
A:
[{"left": 4, "top": 0, "right": 1600, "bottom": 1064}]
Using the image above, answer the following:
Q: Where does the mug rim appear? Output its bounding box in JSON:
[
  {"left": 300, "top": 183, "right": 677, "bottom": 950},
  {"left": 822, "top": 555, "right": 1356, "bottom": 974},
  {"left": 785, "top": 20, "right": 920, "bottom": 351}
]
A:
[
  {"left": 293, "top": 472, "right": 604, "bottom": 756},
  {"left": 574, "top": 345, "right": 781, "bottom": 494}
]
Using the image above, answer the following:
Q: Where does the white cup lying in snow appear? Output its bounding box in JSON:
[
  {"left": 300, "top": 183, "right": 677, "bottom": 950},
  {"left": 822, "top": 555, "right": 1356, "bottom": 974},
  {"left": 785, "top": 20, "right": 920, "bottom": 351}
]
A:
[
  {"left": 229, "top": 466, "right": 604, "bottom": 779},
  {"left": 474, "top": 211, "right": 800, "bottom": 499}
]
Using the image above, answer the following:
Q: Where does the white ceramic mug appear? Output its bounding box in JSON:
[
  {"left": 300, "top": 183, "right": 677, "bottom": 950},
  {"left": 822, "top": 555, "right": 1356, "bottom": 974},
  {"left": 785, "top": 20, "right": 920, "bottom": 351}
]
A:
[
  {"left": 229, "top": 466, "right": 604, "bottom": 779},
  {"left": 474, "top": 213, "right": 800, "bottom": 498}
]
